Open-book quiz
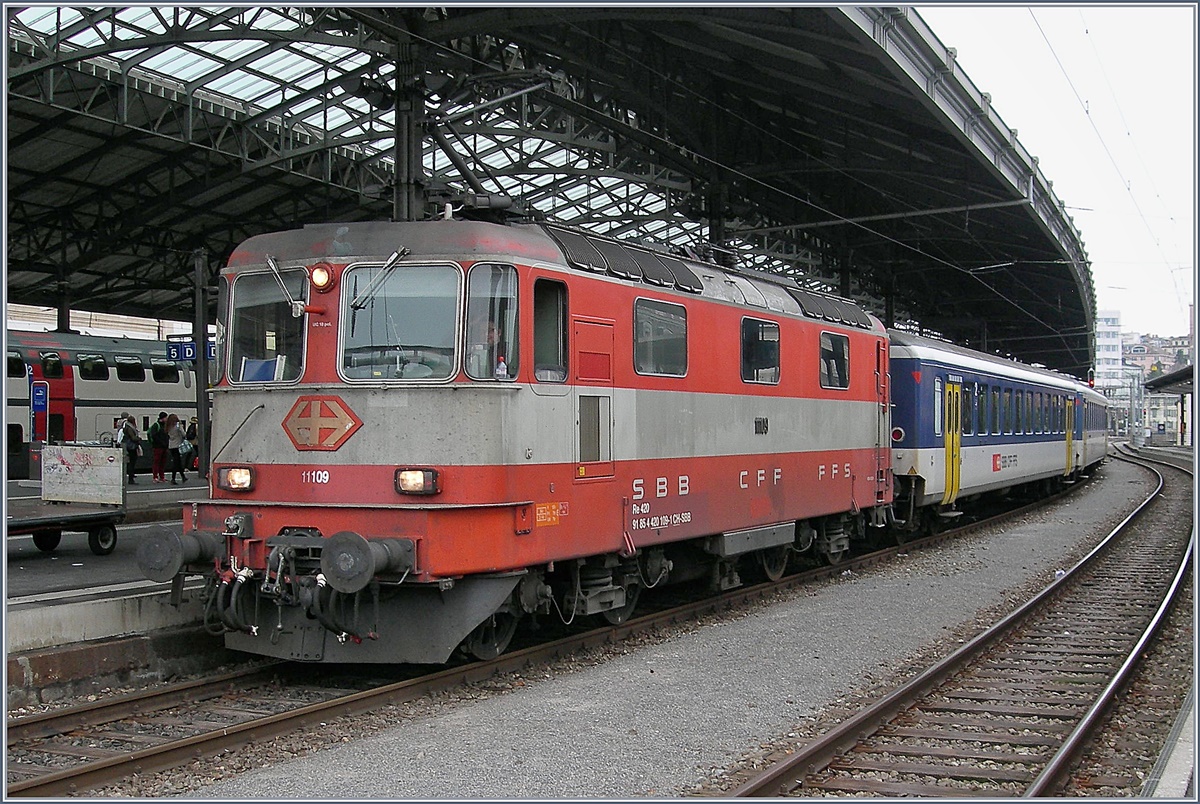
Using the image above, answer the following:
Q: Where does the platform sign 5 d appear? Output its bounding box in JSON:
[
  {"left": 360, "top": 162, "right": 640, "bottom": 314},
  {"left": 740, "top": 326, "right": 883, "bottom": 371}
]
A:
[{"left": 166, "top": 341, "right": 217, "bottom": 361}]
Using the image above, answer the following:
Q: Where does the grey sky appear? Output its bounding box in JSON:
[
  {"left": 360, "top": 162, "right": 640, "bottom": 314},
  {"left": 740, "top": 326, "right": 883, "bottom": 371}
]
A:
[{"left": 916, "top": 5, "right": 1196, "bottom": 338}]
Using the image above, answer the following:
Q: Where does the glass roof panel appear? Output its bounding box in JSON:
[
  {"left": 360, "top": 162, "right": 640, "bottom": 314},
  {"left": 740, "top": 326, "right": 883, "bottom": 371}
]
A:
[
  {"left": 7, "top": 5, "right": 827, "bottom": 290},
  {"left": 140, "top": 51, "right": 223, "bottom": 82}
]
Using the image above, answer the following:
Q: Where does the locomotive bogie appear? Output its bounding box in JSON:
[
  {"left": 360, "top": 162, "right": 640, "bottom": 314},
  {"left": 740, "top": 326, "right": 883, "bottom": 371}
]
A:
[{"left": 222, "top": 572, "right": 527, "bottom": 664}]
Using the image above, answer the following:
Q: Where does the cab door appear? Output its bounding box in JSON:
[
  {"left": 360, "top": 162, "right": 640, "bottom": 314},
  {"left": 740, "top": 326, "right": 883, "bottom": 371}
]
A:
[
  {"left": 573, "top": 317, "right": 614, "bottom": 479},
  {"left": 942, "top": 379, "right": 962, "bottom": 505}
]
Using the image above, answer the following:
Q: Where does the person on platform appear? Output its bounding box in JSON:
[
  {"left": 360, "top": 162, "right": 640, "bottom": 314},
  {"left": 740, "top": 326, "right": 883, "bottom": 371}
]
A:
[
  {"left": 185, "top": 416, "right": 199, "bottom": 472},
  {"left": 115, "top": 412, "right": 141, "bottom": 484},
  {"left": 165, "top": 413, "right": 188, "bottom": 484},
  {"left": 148, "top": 411, "right": 169, "bottom": 482}
]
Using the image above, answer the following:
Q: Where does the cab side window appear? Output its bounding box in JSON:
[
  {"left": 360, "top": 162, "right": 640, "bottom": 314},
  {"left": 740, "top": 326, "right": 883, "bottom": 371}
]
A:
[
  {"left": 741, "top": 318, "right": 780, "bottom": 384},
  {"left": 533, "top": 279, "right": 568, "bottom": 382},
  {"left": 634, "top": 298, "right": 687, "bottom": 376},
  {"left": 819, "top": 331, "right": 849, "bottom": 389}
]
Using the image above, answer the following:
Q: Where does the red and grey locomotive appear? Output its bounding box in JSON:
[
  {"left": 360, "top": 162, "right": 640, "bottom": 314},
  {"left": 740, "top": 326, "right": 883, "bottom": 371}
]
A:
[{"left": 137, "top": 220, "right": 894, "bottom": 663}]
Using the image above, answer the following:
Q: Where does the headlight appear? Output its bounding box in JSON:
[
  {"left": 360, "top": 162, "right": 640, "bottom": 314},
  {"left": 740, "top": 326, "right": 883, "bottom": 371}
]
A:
[
  {"left": 217, "top": 466, "right": 255, "bottom": 491},
  {"left": 310, "top": 262, "right": 336, "bottom": 293},
  {"left": 395, "top": 468, "right": 440, "bottom": 495}
]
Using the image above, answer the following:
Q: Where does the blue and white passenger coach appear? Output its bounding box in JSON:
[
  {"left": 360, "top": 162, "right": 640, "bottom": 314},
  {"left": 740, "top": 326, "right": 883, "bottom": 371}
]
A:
[{"left": 887, "top": 330, "right": 1108, "bottom": 532}]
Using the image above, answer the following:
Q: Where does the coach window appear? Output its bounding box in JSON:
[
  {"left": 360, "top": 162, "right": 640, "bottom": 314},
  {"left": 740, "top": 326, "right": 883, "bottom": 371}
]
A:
[
  {"left": 533, "top": 279, "right": 568, "bottom": 382},
  {"left": 978, "top": 384, "right": 989, "bottom": 435},
  {"left": 78, "top": 354, "right": 109, "bottom": 381},
  {"left": 7, "top": 352, "right": 26, "bottom": 378},
  {"left": 1003, "top": 388, "right": 1013, "bottom": 435},
  {"left": 819, "top": 331, "right": 850, "bottom": 389},
  {"left": 961, "top": 383, "right": 974, "bottom": 435},
  {"left": 230, "top": 268, "right": 306, "bottom": 383},
  {"left": 40, "top": 352, "right": 63, "bottom": 379},
  {"left": 991, "top": 387, "right": 1000, "bottom": 434},
  {"left": 634, "top": 299, "right": 687, "bottom": 376},
  {"left": 934, "top": 377, "right": 943, "bottom": 437},
  {"left": 741, "top": 318, "right": 780, "bottom": 384},
  {"left": 115, "top": 355, "right": 145, "bottom": 382},
  {"left": 465, "top": 264, "right": 519, "bottom": 381},
  {"left": 1025, "top": 392, "right": 1034, "bottom": 434},
  {"left": 8, "top": 424, "right": 23, "bottom": 453},
  {"left": 151, "top": 359, "right": 180, "bottom": 383}
]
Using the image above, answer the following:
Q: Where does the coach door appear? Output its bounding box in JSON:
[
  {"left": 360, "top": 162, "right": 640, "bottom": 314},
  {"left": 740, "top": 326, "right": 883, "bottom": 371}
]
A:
[
  {"left": 1064, "top": 397, "right": 1076, "bottom": 476},
  {"left": 942, "top": 378, "right": 962, "bottom": 505},
  {"left": 573, "top": 318, "right": 614, "bottom": 479}
]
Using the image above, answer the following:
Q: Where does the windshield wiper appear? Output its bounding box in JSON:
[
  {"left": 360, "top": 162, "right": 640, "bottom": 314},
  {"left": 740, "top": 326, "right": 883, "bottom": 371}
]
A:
[
  {"left": 265, "top": 254, "right": 306, "bottom": 318},
  {"left": 350, "top": 248, "right": 409, "bottom": 311}
]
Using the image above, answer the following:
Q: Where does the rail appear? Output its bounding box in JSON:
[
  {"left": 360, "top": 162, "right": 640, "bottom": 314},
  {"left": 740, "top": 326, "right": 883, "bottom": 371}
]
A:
[
  {"left": 730, "top": 450, "right": 1191, "bottom": 797},
  {"left": 6, "top": 470, "right": 1103, "bottom": 797}
]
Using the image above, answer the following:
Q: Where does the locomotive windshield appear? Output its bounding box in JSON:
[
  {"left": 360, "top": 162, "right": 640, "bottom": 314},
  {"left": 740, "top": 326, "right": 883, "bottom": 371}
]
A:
[
  {"left": 229, "top": 269, "right": 306, "bottom": 383},
  {"left": 341, "top": 263, "right": 459, "bottom": 380}
]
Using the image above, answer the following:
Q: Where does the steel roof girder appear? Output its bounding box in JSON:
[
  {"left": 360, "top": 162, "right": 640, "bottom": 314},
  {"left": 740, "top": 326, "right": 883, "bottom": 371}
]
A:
[{"left": 838, "top": 8, "right": 1086, "bottom": 254}]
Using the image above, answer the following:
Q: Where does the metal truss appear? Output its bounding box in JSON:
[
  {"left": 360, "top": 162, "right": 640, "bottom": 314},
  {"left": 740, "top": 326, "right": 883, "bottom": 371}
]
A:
[{"left": 5, "top": 6, "right": 1095, "bottom": 373}]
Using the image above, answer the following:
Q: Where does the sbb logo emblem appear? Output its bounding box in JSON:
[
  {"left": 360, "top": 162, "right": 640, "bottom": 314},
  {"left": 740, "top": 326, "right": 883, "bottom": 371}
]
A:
[{"left": 283, "top": 395, "right": 363, "bottom": 450}]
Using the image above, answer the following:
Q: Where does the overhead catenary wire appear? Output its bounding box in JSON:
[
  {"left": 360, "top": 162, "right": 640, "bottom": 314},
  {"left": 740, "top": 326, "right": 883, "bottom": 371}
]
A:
[{"left": 1030, "top": 8, "right": 1186, "bottom": 316}]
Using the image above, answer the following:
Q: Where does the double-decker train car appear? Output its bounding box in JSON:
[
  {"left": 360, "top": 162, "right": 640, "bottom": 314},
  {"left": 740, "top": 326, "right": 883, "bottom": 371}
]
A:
[
  {"left": 137, "top": 220, "right": 893, "bottom": 663},
  {"left": 6, "top": 331, "right": 201, "bottom": 477},
  {"left": 887, "top": 330, "right": 1109, "bottom": 534},
  {"left": 136, "top": 219, "right": 1106, "bottom": 665}
]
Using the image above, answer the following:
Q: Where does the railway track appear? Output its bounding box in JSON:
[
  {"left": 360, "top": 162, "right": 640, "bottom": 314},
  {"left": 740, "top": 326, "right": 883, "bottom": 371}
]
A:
[
  {"left": 5, "top": 469, "right": 1109, "bottom": 797},
  {"left": 731, "top": 448, "right": 1192, "bottom": 798}
]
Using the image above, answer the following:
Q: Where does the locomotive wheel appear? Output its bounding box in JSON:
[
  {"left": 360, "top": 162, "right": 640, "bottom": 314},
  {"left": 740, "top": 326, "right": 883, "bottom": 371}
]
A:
[
  {"left": 758, "top": 546, "right": 790, "bottom": 582},
  {"left": 601, "top": 583, "right": 642, "bottom": 625},
  {"left": 88, "top": 525, "right": 118, "bottom": 556},
  {"left": 32, "top": 530, "right": 62, "bottom": 553},
  {"left": 820, "top": 545, "right": 847, "bottom": 565},
  {"left": 462, "top": 612, "right": 521, "bottom": 661}
]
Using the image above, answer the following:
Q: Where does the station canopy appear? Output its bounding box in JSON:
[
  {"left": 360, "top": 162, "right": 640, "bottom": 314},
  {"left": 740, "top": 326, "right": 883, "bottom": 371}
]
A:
[{"left": 6, "top": 6, "right": 1096, "bottom": 375}]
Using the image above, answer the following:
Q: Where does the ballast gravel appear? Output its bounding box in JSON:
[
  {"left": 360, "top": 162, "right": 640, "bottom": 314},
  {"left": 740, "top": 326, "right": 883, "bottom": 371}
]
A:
[{"left": 125, "top": 459, "right": 1162, "bottom": 799}]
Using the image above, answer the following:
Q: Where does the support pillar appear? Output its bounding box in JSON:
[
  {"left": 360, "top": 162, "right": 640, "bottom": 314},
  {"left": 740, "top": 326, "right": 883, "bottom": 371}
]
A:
[
  {"left": 393, "top": 41, "right": 424, "bottom": 222},
  {"left": 193, "top": 249, "right": 211, "bottom": 480},
  {"left": 55, "top": 264, "right": 75, "bottom": 333},
  {"left": 707, "top": 182, "right": 727, "bottom": 264}
]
